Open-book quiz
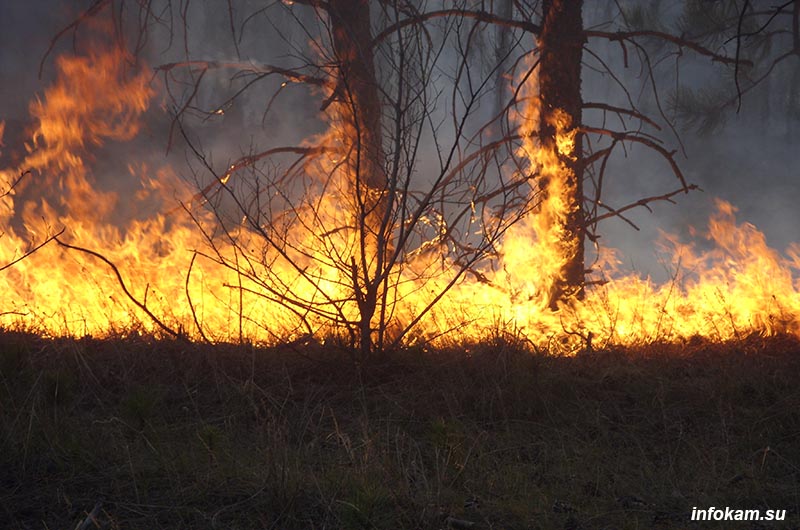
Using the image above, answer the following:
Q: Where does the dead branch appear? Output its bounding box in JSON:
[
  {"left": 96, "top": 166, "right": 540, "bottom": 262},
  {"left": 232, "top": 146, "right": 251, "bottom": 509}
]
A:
[
  {"left": 717, "top": 50, "right": 796, "bottom": 111},
  {"left": 732, "top": 0, "right": 795, "bottom": 40},
  {"left": 1, "top": 170, "right": 31, "bottom": 198},
  {"left": 372, "top": 9, "right": 541, "bottom": 46},
  {"left": 583, "top": 103, "right": 661, "bottom": 130},
  {"left": 734, "top": 0, "right": 752, "bottom": 111},
  {"left": 587, "top": 184, "right": 700, "bottom": 226},
  {"left": 185, "top": 251, "right": 211, "bottom": 344},
  {"left": 585, "top": 29, "right": 748, "bottom": 66},
  {"left": 172, "top": 145, "right": 330, "bottom": 215},
  {"left": 0, "top": 228, "right": 65, "bottom": 273},
  {"left": 154, "top": 61, "right": 329, "bottom": 87},
  {"left": 580, "top": 126, "right": 689, "bottom": 190},
  {"left": 74, "top": 500, "right": 104, "bottom": 530},
  {"left": 39, "top": 0, "right": 111, "bottom": 78},
  {"left": 54, "top": 238, "right": 181, "bottom": 339},
  {"left": 444, "top": 515, "right": 480, "bottom": 529}
]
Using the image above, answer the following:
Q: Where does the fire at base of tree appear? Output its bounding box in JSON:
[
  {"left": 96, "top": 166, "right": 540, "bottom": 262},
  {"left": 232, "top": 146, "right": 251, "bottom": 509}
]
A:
[{"left": 1, "top": 0, "right": 799, "bottom": 355}]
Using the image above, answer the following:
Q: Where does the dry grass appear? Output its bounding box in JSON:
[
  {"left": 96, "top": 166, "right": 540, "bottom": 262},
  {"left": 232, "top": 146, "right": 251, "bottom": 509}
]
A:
[{"left": 1, "top": 331, "right": 799, "bottom": 529}]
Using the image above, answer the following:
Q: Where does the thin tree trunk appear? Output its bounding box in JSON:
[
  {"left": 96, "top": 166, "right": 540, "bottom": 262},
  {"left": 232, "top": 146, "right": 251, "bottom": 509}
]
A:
[
  {"left": 494, "top": 0, "right": 513, "bottom": 126},
  {"left": 328, "top": 0, "right": 387, "bottom": 355},
  {"left": 538, "top": 0, "right": 585, "bottom": 308}
]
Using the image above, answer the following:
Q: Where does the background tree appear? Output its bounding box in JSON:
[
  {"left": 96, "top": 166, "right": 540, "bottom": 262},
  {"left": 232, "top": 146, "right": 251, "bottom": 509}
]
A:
[{"left": 659, "top": 0, "right": 800, "bottom": 136}]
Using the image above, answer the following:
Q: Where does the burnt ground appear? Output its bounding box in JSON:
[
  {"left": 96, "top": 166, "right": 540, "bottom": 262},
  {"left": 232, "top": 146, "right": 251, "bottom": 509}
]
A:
[{"left": 1, "top": 331, "right": 799, "bottom": 529}]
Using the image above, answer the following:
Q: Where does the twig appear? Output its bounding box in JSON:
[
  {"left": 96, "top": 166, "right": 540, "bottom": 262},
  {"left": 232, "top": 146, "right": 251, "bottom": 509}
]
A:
[
  {"left": 580, "top": 126, "right": 689, "bottom": 190},
  {"left": 585, "top": 29, "right": 748, "bottom": 66},
  {"left": 0, "top": 228, "right": 65, "bottom": 273},
  {"left": 444, "top": 515, "right": 480, "bottom": 529},
  {"left": 54, "top": 237, "right": 181, "bottom": 339},
  {"left": 154, "top": 60, "right": 328, "bottom": 87},
  {"left": 1, "top": 170, "right": 31, "bottom": 197},
  {"left": 185, "top": 251, "right": 211, "bottom": 344},
  {"left": 587, "top": 184, "right": 700, "bottom": 225},
  {"left": 74, "top": 500, "right": 103, "bottom": 530},
  {"left": 734, "top": 0, "right": 751, "bottom": 111},
  {"left": 168, "top": 145, "right": 329, "bottom": 215},
  {"left": 39, "top": 0, "right": 111, "bottom": 78},
  {"left": 582, "top": 102, "right": 662, "bottom": 130},
  {"left": 372, "top": 9, "right": 541, "bottom": 46}
]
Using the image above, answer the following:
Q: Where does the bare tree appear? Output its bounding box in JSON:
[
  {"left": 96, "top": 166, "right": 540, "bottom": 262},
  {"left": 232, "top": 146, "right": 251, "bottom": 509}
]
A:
[
  {"left": 658, "top": 0, "right": 800, "bottom": 134},
  {"left": 145, "top": 1, "right": 539, "bottom": 355},
  {"left": 40, "top": 0, "right": 776, "bottom": 353}
]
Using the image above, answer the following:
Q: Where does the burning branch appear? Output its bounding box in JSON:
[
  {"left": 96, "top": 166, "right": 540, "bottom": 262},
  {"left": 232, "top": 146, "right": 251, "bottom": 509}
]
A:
[
  {"left": 54, "top": 238, "right": 180, "bottom": 339},
  {"left": 172, "top": 145, "right": 330, "bottom": 214},
  {"left": 0, "top": 228, "right": 65, "bottom": 274}
]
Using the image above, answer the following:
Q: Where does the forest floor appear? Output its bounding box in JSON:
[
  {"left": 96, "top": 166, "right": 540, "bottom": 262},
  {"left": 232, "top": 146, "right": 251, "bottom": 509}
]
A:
[{"left": 1, "top": 330, "right": 799, "bottom": 529}]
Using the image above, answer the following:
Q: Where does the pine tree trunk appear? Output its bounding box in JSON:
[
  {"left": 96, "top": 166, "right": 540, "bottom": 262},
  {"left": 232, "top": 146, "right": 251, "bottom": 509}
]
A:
[
  {"left": 329, "top": 0, "right": 384, "bottom": 191},
  {"left": 538, "top": 0, "right": 586, "bottom": 308}
]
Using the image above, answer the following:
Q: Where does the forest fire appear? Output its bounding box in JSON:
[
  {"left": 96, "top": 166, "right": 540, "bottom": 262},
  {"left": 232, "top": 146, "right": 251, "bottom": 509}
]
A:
[
  {"left": 1, "top": 4, "right": 798, "bottom": 354},
  {"left": 6, "top": 4, "right": 800, "bottom": 529}
]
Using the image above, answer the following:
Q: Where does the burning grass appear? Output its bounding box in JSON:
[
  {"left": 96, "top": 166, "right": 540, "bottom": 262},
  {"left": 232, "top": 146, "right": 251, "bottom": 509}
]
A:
[
  {"left": 1, "top": 331, "right": 799, "bottom": 529},
  {"left": 5, "top": 28, "right": 800, "bottom": 352}
]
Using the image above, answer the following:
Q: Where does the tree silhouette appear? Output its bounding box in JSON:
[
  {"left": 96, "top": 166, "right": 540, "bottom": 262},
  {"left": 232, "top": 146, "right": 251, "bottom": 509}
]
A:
[{"left": 41, "top": 0, "right": 780, "bottom": 353}]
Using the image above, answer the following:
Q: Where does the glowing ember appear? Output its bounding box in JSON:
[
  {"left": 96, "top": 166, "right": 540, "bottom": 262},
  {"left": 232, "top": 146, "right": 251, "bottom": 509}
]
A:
[{"left": 1, "top": 39, "right": 798, "bottom": 351}]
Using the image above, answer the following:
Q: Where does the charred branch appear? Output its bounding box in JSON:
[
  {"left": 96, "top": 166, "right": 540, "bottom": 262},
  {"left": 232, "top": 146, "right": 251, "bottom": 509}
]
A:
[
  {"left": 372, "top": 9, "right": 541, "bottom": 46},
  {"left": 585, "top": 29, "right": 748, "bottom": 66},
  {"left": 54, "top": 238, "right": 181, "bottom": 339},
  {"left": 580, "top": 126, "right": 690, "bottom": 191},
  {"left": 0, "top": 227, "right": 65, "bottom": 274},
  {"left": 154, "top": 61, "right": 328, "bottom": 87},
  {"left": 586, "top": 184, "right": 701, "bottom": 226},
  {"left": 582, "top": 103, "right": 662, "bottom": 130}
]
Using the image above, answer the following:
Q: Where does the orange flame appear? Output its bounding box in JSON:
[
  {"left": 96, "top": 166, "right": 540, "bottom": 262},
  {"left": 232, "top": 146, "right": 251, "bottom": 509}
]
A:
[{"left": 2, "top": 42, "right": 799, "bottom": 351}]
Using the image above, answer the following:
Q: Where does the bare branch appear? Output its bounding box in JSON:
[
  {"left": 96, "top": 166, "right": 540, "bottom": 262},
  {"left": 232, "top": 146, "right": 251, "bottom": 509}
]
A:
[
  {"left": 585, "top": 29, "right": 747, "bottom": 66},
  {"left": 0, "top": 228, "right": 65, "bottom": 273},
  {"left": 372, "top": 9, "right": 541, "bottom": 46},
  {"left": 39, "top": 0, "right": 111, "bottom": 78},
  {"left": 173, "top": 146, "right": 330, "bottom": 215},
  {"left": 185, "top": 251, "right": 211, "bottom": 344},
  {"left": 154, "top": 61, "right": 329, "bottom": 87},
  {"left": 583, "top": 102, "right": 662, "bottom": 130},
  {"left": 54, "top": 238, "right": 181, "bottom": 339},
  {"left": 0, "top": 170, "right": 30, "bottom": 197},
  {"left": 587, "top": 184, "right": 700, "bottom": 226},
  {"left": 581, "top": 126, "right": 690, "bottom": 190}
]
